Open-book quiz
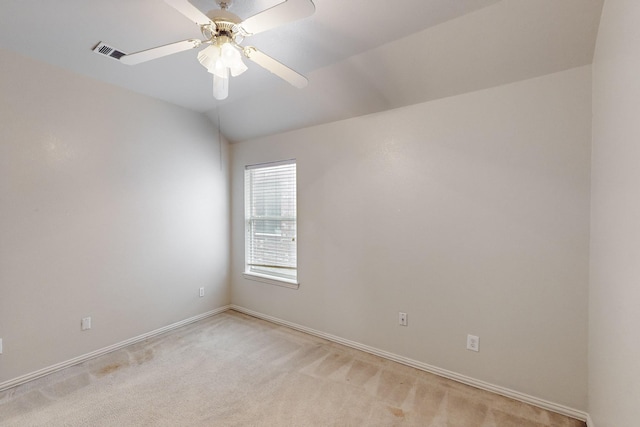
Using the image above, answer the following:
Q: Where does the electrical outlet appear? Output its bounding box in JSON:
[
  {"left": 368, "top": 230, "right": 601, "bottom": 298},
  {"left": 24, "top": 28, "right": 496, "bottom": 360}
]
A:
[
  {"left": 398, "top": 312, "right": 408, "bottom": 326},
  {"left": 0, "top": 338, "right": 3, "bottom": 354},
  {"left": 467, "top": 334, "right": 479, "bottom": 352},
  {"left": 81, "top": 317, "right": 92, "bottom": 331},
  {"left": 199, "top": 287, "right": 205, "bottom": 297}
]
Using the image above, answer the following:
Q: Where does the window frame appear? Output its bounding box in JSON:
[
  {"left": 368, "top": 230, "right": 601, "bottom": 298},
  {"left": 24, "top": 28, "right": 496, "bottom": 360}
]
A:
[{"left": 243, "top": 159, "right": 299, "bottom": 289}]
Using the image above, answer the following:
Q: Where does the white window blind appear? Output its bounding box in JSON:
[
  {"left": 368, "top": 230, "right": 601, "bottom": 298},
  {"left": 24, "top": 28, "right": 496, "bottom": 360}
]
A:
[{"left": 245, "top": 160, "right": 297, "bottom": 282}]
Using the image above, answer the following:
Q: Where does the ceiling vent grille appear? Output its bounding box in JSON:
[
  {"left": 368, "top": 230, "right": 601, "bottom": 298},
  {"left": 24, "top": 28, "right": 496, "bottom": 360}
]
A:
[{"left": 93, "top": 42, "right": 126, "bottom": 60}]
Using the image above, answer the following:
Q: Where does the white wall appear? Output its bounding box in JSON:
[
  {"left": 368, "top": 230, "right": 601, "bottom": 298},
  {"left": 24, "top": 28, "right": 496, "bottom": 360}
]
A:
[
  {"left": 590, "top": 1, "right": 640, "bottom": 425},
  {"left": 231, "top": 66, "right": 591, "bottom": 409},
  {"left": 0, "top": 49, "right": 230, "bottom": 383}
]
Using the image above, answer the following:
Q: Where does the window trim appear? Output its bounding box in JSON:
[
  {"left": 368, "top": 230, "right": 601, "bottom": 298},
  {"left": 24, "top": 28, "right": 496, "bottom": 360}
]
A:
[
  {"left": 243, "top": 272, "right": 299, "bottom": 289},
  {"left": 244, "top": 159, "right": 299, "bottom": 289}
]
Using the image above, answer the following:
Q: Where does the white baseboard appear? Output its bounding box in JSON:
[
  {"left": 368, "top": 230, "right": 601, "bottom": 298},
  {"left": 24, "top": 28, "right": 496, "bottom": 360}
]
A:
[
  {"left": 0, "top": 305, "right": 231, "bottom": 393},
  {"left": 230, "top": 304, "right": 589, "bottom": 423}
]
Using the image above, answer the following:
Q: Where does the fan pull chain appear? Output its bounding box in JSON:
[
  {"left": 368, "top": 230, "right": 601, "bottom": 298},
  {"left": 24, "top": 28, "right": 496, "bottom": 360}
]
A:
[{"left": 217, "top": 107, "right": 223, "bottom": 171}]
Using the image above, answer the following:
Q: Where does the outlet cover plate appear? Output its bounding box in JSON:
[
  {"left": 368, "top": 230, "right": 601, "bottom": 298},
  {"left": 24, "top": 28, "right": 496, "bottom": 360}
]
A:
[
  {"left": 398, "top": 312, "right": 408, "bottom": 326},
  {"left": 81, "top": 317, "right": 92, "bottom": 331},
  {"left": 467, "top": 334, "right": 479, "bottom": 352}
]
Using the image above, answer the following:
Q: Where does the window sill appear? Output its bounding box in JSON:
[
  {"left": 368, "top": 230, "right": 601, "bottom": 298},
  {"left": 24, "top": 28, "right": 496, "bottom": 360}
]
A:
[{"left": 243, "top": 272, "right": 299, "bottom": 290}]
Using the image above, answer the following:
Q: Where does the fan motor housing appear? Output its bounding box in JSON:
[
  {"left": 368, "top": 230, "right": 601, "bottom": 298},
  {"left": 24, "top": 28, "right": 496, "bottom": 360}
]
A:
[
  {"left": 202, "top": 8, "right": 244, "bottom": 42},
  {"left": 206, "top": 9, "right": 241, "bottom": 25}
]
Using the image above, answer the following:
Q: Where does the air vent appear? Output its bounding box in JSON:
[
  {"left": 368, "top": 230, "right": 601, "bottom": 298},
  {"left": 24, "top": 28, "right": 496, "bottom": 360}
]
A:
[{"left": 93, "top": 42, "right": 126, "bottom": 61}]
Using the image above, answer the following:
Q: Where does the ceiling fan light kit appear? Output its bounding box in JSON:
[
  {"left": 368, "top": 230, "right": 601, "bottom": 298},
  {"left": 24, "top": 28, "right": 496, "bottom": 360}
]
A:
[
  {"left": 115, "top": 0, "right": 315, "bottom": 100},
  {"left": 198, "top": 42, "right": 248, "bottom": 100}
]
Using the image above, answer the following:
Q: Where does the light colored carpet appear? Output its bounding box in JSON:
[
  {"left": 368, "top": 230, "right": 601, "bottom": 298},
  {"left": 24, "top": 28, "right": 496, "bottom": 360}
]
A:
[{"left": 0, "top": 311, "right": 585, "bottom": 426}]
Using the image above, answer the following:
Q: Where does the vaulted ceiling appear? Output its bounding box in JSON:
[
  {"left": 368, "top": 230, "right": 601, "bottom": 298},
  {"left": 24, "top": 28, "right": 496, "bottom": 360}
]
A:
[{"left": 0, "top": 0, "right": 603, "bottom": 142}]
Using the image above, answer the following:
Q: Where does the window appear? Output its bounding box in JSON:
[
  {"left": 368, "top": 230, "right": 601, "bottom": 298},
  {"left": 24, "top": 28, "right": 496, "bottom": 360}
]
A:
[{"left": 244, "top": 160, "right": 297, "bottom": 287}]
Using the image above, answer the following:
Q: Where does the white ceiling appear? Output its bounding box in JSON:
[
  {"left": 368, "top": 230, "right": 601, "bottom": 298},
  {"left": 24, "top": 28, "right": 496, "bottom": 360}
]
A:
[{"left": 0, "top": 0, "right": 603, "bottom": 142}]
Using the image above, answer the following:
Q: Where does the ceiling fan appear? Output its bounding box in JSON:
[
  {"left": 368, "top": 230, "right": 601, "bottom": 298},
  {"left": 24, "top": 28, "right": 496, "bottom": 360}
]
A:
[{"left": 120, "top": 0, "right": 316, "bottom": 100}]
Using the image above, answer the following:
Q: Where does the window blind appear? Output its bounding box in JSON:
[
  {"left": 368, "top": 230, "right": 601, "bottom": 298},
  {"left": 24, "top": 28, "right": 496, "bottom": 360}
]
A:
[{"left": 245, "top": 160, "right": 297, "bottom": 281}]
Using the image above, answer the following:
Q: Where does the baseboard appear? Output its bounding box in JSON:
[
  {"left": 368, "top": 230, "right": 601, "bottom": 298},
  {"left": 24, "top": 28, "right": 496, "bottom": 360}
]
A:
[
  {"left": 230, "top": 304, "right": 589, "bottom": 423},
  {"left": 0, "top": 305, "right": 231, "bottom": 393}
]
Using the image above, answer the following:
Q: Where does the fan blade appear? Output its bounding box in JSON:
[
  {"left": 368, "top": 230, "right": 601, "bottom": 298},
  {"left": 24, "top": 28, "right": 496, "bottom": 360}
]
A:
[
  {"left": 120, "top": 39, "right": 202, "bottom": 65},
  {"left": 240, "top": 0, "right": 315, "bottom": 35},
  {"left": 243, "top": 47, "right": 308, "bottom": 88},
  {"left": 165, "top": 0, "right": 212, "bottom": 26}
]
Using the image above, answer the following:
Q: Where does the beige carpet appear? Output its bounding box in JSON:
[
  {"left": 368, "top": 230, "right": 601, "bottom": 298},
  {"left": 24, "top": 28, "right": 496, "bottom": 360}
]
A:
[{"left": 0, "top": 311, "right": 585, "bottom": 426}]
